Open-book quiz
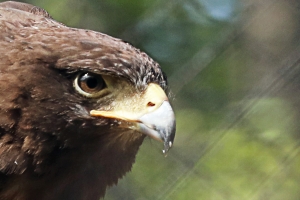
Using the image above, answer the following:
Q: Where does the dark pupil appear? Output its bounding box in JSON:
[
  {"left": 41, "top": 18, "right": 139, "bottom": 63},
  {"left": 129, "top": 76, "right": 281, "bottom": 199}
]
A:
[
  {"left": 86, "top": 77, "right": 98, "bottom": 89},
  {"left": 79, "top": 73, "right": 105, "bottom": 92}
]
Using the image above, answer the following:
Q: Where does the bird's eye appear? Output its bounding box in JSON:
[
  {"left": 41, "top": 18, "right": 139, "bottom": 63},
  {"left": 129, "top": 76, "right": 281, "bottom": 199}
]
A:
[{"left": 74, "top": 72, "right": 106, "bottom": 97}]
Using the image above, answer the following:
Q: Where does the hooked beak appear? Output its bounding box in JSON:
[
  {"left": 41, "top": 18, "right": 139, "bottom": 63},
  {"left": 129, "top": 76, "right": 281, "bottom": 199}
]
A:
[
  {"left": 137, "top": 101, "right": 175, "bottom": 153},
  {"left": 90, "top": 83, "right": 176, "bottom": 153}
]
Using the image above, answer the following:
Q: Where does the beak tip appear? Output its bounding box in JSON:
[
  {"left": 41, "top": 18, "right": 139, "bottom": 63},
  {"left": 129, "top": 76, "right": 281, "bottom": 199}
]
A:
[
  {"left": 137, "top": 101, "right": 176, "bottom": 154},
  {"left": 162, "top": 141, "right": 173, "bottom": 154},
  {"left": 162, "top": 121, "right": 176, "bottom": 154}
]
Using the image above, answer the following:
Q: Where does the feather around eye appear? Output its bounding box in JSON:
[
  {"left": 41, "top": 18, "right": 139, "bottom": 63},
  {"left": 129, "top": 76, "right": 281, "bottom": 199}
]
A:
[{"left": 74, "top": 72, "right": 107, "bottom": 97}]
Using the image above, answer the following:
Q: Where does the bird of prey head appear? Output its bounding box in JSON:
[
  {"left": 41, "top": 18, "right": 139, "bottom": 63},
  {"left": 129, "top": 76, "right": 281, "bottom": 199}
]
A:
[{"left": 0, "top": 1, "right": 175, "bottom": 199}]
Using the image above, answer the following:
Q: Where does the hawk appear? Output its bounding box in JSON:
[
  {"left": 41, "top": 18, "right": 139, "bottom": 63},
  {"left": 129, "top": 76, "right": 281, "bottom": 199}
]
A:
[{"left": 0, "top": 1, "right": 175, "bottom": 199}]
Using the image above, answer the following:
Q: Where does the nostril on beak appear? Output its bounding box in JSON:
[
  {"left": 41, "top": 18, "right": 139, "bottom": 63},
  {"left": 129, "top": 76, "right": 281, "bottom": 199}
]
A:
[{"left": 147, "top": 102, "right": 155, "bottom": 107}]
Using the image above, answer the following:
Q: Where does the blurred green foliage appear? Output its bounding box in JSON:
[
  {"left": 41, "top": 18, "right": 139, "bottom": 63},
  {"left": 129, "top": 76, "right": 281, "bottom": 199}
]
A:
[{"left": 5, "top": 0, "right": 300, "bottom": 199}]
